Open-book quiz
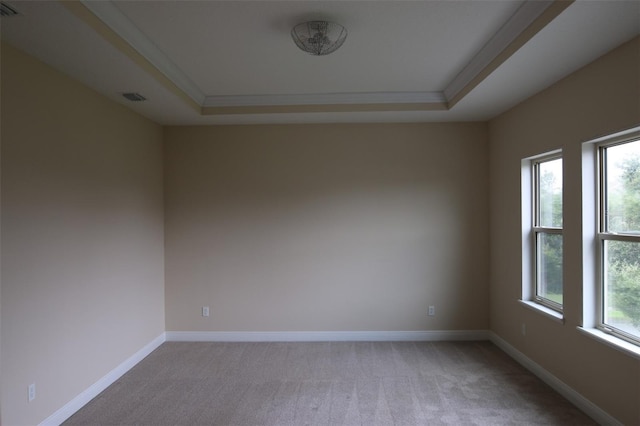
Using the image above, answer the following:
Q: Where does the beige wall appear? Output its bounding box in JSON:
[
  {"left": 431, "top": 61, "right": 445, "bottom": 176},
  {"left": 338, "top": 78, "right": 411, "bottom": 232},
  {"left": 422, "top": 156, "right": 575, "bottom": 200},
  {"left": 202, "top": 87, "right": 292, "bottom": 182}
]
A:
[
  {"left": 0, "top": 44, "right": 165, "bottom": 425},
  {"left": 3, "top": 28, "right": 638, "bottom": 426},
  {"left": 488, "top": 36, "right": 640, "bottom": 424},
  {"left": 164, "top": 123, "right": 489, "bottom": 332},
  {"left": 0, "top": 41, "right": 3, "bottom": 425}
]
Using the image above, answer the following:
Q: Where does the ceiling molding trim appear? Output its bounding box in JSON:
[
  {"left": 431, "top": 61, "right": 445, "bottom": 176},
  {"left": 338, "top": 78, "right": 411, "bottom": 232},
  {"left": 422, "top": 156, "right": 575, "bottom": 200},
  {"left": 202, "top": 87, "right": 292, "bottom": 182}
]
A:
[
  {"left": 203, "top": 92, "right": 447, "bottom": 108},
  {"left": 61, "top": 1, "right": 200, "bottom": 113},
  {"left": 444, "top": 0, "right": 554, "bottom": 103},
  {"left": 202, "top": 102, "right": 448, "bottom": 116},
  {"left": 64, "top": 0, "right": 573, "bottom": 117},
  {"left": 76, "top": 0, "right": 206, "bottom": 106},
  {"left": 444, "top": 0, "right": 574, "bottom": 108}
]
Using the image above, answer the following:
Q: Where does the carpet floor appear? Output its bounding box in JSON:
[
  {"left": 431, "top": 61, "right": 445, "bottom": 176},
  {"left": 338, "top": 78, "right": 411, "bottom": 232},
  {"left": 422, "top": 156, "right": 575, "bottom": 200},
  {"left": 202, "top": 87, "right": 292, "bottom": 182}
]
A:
[{"left": 64, "top": 341, "right": 595, "bottom": 425}]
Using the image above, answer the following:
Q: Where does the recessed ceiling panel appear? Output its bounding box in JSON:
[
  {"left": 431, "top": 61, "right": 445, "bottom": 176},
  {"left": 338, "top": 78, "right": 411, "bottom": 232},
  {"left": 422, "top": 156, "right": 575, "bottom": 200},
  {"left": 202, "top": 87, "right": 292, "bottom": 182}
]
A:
[
  {"left": 112, "top": 1, "right": 525, "bottom": 96},
  {"left": 1, "top": 0, "right": 638, "bottom": 125}
]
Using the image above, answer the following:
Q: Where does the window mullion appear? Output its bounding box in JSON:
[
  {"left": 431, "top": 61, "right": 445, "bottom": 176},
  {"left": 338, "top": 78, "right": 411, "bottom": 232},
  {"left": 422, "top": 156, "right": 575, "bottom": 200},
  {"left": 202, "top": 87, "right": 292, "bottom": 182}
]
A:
[
  {"left": 595, "top": 135, "right": 640, "bottom": 346},
  {"left": 533, "top": 227, "right": 563, "bottom": 234},
  {"left": 599, "top": 233, "right": 640, "bottom": 243}
]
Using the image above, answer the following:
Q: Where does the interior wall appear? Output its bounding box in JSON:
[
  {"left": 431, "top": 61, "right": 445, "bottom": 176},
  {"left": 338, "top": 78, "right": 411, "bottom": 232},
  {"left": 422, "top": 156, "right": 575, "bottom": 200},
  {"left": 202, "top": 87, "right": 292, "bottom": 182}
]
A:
[
  {"left": 0, "top": 44, "right": 165, "bottom": 425},
  {"left": 164, "top": 123, "right": 489, "bottom": 333},
  {"left": 4, "top": 23, "right": 636, "bottom": 426},
  {"left": 488, "top": 36, "right": 640, "bottom": 424},
  {"left": 0, "top": 40, "right": 3, "bottom": 425}
]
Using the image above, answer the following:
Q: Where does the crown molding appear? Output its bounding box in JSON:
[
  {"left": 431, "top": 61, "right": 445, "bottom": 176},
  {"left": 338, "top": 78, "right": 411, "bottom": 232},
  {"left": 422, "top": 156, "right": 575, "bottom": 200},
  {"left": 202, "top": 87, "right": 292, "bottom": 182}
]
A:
[
  {"left": 79, "top": 0, "right": 206, "bottom": 105},
  {"left": 74, "top": 0, "right": 570, "bottom": 115},
  {"left": 73, "top": 0, "right": 448, "bottom": 114},
  {"left": 202, "top": 102, "right": 447, "bottom": 116},
  {"left": 203, "top": 92, "right": 447, "bottom": 107},
  {"left": 202, "top": 92, "right": 448, "bottom": 114},
  {"left": 444, "top": 0, "right": 574, "bottom": 108}
]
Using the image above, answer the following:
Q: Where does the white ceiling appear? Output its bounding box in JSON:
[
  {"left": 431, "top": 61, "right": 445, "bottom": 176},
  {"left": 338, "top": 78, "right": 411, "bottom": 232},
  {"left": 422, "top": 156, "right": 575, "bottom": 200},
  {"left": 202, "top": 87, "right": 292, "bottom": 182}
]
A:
[{"left": 1, "top": 0, "right": 638, "bottom": 125}]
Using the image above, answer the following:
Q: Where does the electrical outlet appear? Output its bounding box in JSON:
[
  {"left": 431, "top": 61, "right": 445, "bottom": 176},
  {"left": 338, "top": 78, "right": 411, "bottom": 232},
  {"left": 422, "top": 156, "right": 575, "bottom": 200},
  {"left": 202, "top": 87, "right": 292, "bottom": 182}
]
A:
[
  {"left": 428, "top": 305, "right": 435, "bottom": 316},
  {"left": 521, "top": 323, "right": 526, "bottom": 336},
  {"left": 202, "top": 306, "right": 210, "bottom": 317},
  {"left": 28, "top": 383, "right": 36, "bottom": 402}
]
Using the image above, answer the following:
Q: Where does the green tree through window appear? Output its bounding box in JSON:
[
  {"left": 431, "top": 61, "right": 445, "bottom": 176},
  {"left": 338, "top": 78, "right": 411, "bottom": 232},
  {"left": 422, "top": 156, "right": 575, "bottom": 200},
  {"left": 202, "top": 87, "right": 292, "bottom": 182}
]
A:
[
  {"left": 534, "top": 156, "right": 563, "bottom": 309},
  {"left": 603, "top": 142, "right": 640, "bottom": 336}
]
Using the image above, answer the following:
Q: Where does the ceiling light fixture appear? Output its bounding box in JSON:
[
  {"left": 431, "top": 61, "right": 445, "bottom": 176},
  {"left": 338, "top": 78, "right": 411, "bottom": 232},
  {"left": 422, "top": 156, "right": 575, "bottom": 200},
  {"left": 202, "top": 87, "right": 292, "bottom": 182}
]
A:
[{"left": 291, "top": 21, "right": 347, "bottom": 56}]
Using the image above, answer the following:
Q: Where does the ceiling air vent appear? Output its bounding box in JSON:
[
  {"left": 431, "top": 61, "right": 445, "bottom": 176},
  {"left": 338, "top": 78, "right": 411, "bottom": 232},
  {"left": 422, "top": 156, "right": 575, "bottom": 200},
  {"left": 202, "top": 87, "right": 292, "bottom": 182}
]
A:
[
  {"left": 122, "top": 92, "right": 146, "bottom": 102},
  {"left": 0, "top": 2, "right": 20, "bottom": 17}
]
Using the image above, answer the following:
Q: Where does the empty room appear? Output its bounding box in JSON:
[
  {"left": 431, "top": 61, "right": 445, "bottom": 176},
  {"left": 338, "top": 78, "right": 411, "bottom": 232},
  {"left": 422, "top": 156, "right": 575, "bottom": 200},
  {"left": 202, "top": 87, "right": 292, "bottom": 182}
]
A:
[{"left": 1, "top": 0, "right": 639, "bottom": 425}]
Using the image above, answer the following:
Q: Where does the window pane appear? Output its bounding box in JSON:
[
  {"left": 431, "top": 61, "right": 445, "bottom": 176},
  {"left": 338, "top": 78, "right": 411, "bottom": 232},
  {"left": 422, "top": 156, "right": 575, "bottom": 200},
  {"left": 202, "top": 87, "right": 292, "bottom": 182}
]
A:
[
  {"left": 604, "top": 240, "right": 640, "bottom": 339},
  {"left": 537, "top": 232, "right": 563, "bottom": 304},
  {"left": 604, "top": 140, "right": 640, "bottom": 234},
  {"left": 538, "top": 158, "right": 562, "bottom": 227}
]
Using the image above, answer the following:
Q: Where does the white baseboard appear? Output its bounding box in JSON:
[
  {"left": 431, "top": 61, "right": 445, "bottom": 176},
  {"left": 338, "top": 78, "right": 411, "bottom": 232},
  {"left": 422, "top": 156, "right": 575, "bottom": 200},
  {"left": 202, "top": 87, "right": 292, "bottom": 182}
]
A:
[
  {"left": 40, "top": 333, "right": 166, "bottom": 426},
  {"left": 166, "top": 329, "right": 489, "bottom": 342},
  {"left": 39, "top": 330, "right": 615, "bottom": 426},
  {"left": 488, "top": 332, "right": 620, "bottom": 426}
]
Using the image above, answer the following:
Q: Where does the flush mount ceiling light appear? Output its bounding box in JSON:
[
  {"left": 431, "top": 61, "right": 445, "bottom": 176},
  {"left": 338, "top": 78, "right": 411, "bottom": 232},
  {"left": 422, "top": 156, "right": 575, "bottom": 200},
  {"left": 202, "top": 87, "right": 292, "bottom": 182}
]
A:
[{"left": 291, "top": 21, "right": 347, "bottom": 56}]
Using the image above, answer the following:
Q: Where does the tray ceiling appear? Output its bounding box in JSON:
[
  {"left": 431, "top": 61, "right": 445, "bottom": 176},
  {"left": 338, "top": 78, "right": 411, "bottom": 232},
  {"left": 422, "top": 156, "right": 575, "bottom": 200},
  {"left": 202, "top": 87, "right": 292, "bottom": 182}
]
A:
[{"left": 1, "top": 1, "right": 638, "bottom": 125}]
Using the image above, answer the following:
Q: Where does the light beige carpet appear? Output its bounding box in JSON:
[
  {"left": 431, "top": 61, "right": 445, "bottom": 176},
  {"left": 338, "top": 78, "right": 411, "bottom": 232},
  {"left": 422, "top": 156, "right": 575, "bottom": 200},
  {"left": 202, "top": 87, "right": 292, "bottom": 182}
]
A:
[{"left": 64, "top": 341, "right": 595, "bottom": 425}]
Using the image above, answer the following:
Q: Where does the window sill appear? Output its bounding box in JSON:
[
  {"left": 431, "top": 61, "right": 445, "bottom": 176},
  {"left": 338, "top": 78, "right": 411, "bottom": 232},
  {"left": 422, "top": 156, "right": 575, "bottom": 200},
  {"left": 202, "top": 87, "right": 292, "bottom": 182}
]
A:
[
  {"left": 577, "top": 327, "right": 640, "bottom": 360},
  {"left": 518, "top": 300, "right": 564, "bottom": 323}
]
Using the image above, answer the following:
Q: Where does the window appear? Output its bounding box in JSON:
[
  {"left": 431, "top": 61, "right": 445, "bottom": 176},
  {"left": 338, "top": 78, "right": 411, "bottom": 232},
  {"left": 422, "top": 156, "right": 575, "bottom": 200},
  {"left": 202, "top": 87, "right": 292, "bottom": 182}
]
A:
[
  {"left": 532, "top": 155, "right": 563, "bottom": 311},
  {"left": 522, "top": 152, "right": 563, "bottom": 317},
  {"left": 598, "top": 137, "right": 640, "bottom": 345}
]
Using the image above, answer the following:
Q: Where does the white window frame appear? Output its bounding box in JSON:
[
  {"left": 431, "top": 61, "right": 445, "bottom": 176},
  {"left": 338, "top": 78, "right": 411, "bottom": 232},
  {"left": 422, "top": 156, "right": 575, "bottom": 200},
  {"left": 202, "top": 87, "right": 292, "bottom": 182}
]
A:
[
  {"left": 532, "top": 154, "right": 564, "bottom": 312},
  {"left": 579, "top": 126, "right": 640, "bottom": 359},
  {"left": 596, "top": 136, "right": 640, "bottom": 346},
  {"left": 520, "top": 150, "right": 564, "bottom": 321}
]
